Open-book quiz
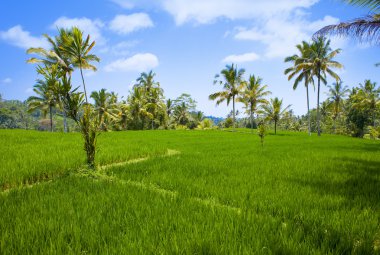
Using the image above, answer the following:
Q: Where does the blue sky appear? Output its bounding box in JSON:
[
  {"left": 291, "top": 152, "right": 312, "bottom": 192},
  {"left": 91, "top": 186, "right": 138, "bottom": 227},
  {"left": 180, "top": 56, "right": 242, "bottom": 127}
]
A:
[{"left": 0, "top": 0, "right": 379, "bottom": 117}]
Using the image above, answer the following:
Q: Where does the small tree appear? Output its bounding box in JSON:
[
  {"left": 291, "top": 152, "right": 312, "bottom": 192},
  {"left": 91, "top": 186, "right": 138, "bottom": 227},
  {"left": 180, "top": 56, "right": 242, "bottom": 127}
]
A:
[{"left": 258, "top": 122, "right": 266, "bottom": 147}]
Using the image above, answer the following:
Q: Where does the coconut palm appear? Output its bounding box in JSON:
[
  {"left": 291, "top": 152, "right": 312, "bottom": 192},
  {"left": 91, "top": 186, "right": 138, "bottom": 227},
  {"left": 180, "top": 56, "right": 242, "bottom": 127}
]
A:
[
  {"left": 353, "top": 80, "right": 380, "bottom": 126},
  {"left": 297, "top": 37, "right": 343, "bottom": 136},
  {"left": 285, "top": 41, "right": 315, "bottom": 136},
  {"left": 135, "top": 71, "right": 158, "bottom": 93},
  {"left": 209, "top": 64, "right": 245, "bottom": 128},
  {"left": 27, "top": 29, "right": 75, "bottom": 132},
  {"left": 27, "top": 78, "right": 58, "bottom": 132},
  {"left": 326, "top": 82, "right": 350, "bottom": 131},
  {"left": 60, "top": 27, "right": 100, "bottom": 103},
  {"left": 237, "top": 75, "right": 271, "bottom": 132},
  {"left": 262, "top": 97, "right": 291, "bottom": 135},
  {"left": 314, "top": 0, "right": 380, "bottom": 44},
  {"left": 27, "top": 28, "right": 73, "bottom": 75},
  {"left": 90, "top": 89, "right": 118, "bottom": 131}
]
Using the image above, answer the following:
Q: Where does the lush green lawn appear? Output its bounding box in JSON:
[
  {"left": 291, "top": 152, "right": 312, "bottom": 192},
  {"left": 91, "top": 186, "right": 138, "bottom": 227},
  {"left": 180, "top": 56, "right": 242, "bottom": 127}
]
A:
[{"left": 0, "top": 130, "right": 379, "bottom": 254}]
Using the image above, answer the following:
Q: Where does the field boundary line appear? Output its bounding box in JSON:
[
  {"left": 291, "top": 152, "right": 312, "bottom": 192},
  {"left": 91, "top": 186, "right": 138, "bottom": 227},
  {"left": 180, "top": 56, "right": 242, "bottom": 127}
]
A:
[
  {"left": 99, "top": 149, "right": 181, "bottom": 171},
  {"left": 1, "top": 149, "right": 181, "bottom": 194},
  {"left": 97, "top": 171, "right": 242, "bottom": 215}
]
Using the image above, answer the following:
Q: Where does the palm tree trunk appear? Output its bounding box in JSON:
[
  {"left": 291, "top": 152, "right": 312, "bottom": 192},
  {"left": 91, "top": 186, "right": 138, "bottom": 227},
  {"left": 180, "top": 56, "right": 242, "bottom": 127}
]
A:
[
  {"left": 63, "top": 110, "right": 68, "bottom": 133},
  {"left": 232, "top": 96, "right": 236, "bottom": 129},
  {"left": 274, "top": 120, "right": 277, "bottom": 135},
  {"left": 306, "top": 80, "right": 311, "bottom": 136},
  {"left": 373, "top": 111, "right": 376, "bottom": 127},
  {"left": 79, "top": 60, "right": 88, "bottom": 104},
  {"left": 250, "top": 108, "right": 253, "bottom": 133},
  {"left": 317, "top": 70, "right": 321, "bottom": 136},
  {"left": 49, "top": 105, "right": 53, "bottom": 132}
]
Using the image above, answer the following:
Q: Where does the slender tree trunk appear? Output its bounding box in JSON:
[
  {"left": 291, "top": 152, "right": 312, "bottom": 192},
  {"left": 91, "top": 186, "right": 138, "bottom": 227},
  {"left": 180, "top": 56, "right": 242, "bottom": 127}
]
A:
[
  {"left": 306, "top": 79, "right": 311, "bottom": 136},
  {"left": 232, "top": 96, "right": 236, "bottom": 129},
  {"left": 317, "top": 69, "right": 321, "bottom": 136},
  {"left": 49, "top": 105, "right": 53, "bottom": 132},
  {"left": 373, "top": 111, "right": 376, "bottom": 127},
  {"left": 275, "top": 120, "right": 277, "bottom": 135},
  {"left": 63, "top": 110, "right": 68, "bottom": 133},
  {"left": 250, "top": 108, "right": 253, "bottom": 133},
  {"left": 79, "top": 60, "right": 88, "bottom": 104}
]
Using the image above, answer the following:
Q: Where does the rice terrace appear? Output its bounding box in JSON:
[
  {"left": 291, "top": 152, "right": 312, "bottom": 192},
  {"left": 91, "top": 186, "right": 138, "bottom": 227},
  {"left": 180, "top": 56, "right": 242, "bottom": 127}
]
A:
[{"left": 1, "top": 0, "right": 380, "bottom": 254}]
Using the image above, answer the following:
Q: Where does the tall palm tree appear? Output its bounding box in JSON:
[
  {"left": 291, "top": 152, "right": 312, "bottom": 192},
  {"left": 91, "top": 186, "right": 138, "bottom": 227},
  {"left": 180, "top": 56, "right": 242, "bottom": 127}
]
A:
[
  {"left": 237, "top": 75, "right": 271, "bottom": 132},
  {"left": 209, "top": 64, "right": 245, "bottom": 128},
  {"left": 135, "top": 70, "right": 157, "bottom": 93},
  {"left": 314, "top": 0, "right": 380, "bottom": 44},
  {"left": 27, "top": 28, "right": 74, "bottom": 133},
  {"left": 262, "top": 97, "right": 291, "bottom": 135},
  {"left": 27, "top": 78, "right": 58, "bottom": 132},
  {"left": 326, "top": 81, "right": 350, "bottom": 131},
  {"left": 285, "top": 41, "right": 315, "bottom": 136},
  {"left": 297, "top": 37, "right": 343, "bottom": 136},
  {"left": 90, "top": 89, "right": 118, "bottom": 131},
  {"left": 60, "top": 27, "right": 100, "bottom": 103},
  {"left": 262, "top": 97, "right": 291, "bottom": 134},
  {"left": 353, "top": 80, "right": 380, "bottom": 126}
]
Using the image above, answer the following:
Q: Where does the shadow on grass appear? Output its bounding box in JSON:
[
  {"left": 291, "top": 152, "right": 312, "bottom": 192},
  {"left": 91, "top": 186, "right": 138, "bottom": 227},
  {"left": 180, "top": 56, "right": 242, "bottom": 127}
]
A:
[{"left": 288, "top": 157, "right": 380, "bottom": 210}]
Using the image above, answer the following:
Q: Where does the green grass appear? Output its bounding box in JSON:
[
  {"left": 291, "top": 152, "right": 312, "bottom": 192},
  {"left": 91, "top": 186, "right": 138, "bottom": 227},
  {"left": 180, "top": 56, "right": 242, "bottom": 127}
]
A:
[{"left": 1, "top": 129, "right": 379, "bottom": 254}]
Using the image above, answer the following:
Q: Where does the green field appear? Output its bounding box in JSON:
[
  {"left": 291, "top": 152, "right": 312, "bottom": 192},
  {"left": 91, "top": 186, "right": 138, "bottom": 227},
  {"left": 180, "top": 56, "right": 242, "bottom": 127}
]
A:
[{"left": 1, "top": 130, "right": 379, "bottom": 254}]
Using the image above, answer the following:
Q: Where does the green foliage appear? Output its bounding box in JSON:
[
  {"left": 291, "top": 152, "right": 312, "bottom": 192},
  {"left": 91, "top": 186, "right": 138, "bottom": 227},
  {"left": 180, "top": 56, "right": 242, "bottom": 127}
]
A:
[
  {"left": 257, "top": 122, "right": 266, "bottom": 146},
  {"left": 210, "top": 64, "right": 245, "bottom": 127}
]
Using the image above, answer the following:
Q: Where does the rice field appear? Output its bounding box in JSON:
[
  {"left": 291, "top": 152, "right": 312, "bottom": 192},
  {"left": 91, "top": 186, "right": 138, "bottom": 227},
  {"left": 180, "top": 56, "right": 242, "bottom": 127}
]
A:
[{"left": 0, "top": 129, "right": 379, "bottom": 254}]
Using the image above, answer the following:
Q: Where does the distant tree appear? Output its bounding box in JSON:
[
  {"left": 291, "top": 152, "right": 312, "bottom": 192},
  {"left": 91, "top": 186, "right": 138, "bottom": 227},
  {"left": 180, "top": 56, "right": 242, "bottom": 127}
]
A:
[
  {"left": 352, "top": 80, "right": 380, "bottom": 126},
  {"left": 90, "top": 89, "right": 118, "bottom": 131},
  {"left": 326, "top": 81, "right": 350, "bottom": 132},
  {"left": 237, "top": 75, "right": 271, "bottom": 132},
  {"left": 262, "top": 97, "right": 291, "bottom": 135},
  {"left": 285, "top": 41, "right": 314, "bottom": 136},
  {"left": 209, "top": 64, "right": 245, "bottom": 128},
  {"left": 27, "top": 66, "right": 58, "bottom": 132},
  {"left": 297, "top": 37, "right": 342, "bottom": 136}
]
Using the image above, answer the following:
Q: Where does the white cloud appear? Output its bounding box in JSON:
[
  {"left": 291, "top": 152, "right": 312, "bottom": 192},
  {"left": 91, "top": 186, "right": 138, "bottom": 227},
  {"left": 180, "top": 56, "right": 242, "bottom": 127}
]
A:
[
  {"left": 110, "top": 13, "right": 154, "bottom": 35},
  {"left": 110, "top": 0, "right": 135, "bottom": 9},
  {"left": 234, "top": 15, "right": 344, "bottom": 59},
  {"left": 52, "top": 17, "right": 105, "bottom": 44},
  {"left": 104, "top": 53, "right": 159, "bottom": 72},
  {"left": 0, "top": 25, "right": 49, "bottom": 49},
  {"left": 1, "top": 78, "right": 12, "bottom": 84},
  {"left": 160, "top": 0, "right": 318, "bottom": 25},
  {"left": 99, "top": 40, "right": 139, "bottom": 56},
  {"left": 222, "top": 52, "right": 260, "bottom": 63}
]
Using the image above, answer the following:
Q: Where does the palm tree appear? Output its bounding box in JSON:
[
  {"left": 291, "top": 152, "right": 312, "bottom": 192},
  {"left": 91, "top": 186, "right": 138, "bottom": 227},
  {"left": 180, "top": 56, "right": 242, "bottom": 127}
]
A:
[
  {"left": 90, "top": 89, "right": 118, "bottom": 130},
  {"left": 353, "top": 80, "right": 380, "bottom": 126},
  {"left": 209, "top": 64, "right": 245, "bottom": 128},
  {"left": 262, "top": 97, "right": 291, "bottom": 135},
  {"left": 326, "top": 81, "right": 350, "bottom": 132},
  {"left": 27, "top": 29, "right": 74, "bottom": 133},
  {"left": 237, "top": 75, "right": 271, "bottom": 132},
  {"left": 285, "top": 41, "right": 315, "bottom": 136},
  {"left": 314, "top": 1, "right": 380, "bottom": 44},
  {"left": 297, "top": 37, "right": 343, "bottom": 136},
  {"left": 27, "top": 78, "right": 58, "bottom": 132},
  {"left": 60, "top": 27, "right": 100, "bottom": 103},
  {"left": 135, "top": 70, "right": 157, "bottom": 93}
]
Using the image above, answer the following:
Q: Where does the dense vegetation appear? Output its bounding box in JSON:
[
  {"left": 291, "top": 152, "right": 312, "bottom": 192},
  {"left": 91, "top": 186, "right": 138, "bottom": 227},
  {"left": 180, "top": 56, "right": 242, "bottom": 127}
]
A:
[{"left": 1, "top": 130, "right": 379, "bottom": 254}]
